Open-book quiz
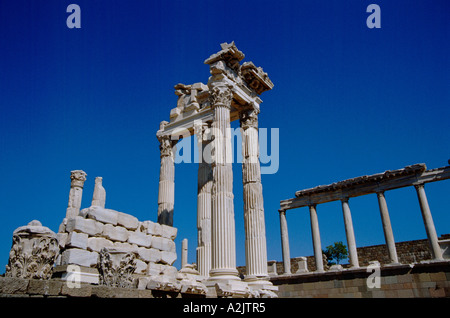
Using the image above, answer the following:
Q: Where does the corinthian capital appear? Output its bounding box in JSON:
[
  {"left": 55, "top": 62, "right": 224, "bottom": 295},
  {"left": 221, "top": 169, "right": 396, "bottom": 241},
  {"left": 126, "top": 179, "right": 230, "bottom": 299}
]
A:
[
  {"left": 240, "top": 109, "right": 259, "bottom": 130},
  {"left": 209, "top": 85, "right": 233, "bottom": 109},
  {"left": 70, "top": 170, "right": 87, "bottom": 188},
  {"left": 158, "top": 135, "right": 175, "bottom": 158}
]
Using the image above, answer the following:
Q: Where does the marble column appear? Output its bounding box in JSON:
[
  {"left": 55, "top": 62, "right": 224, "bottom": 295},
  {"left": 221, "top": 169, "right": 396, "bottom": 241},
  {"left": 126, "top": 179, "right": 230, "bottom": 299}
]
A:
[
  {"left": 240, "top": 109, "right": 270, "bottom": 281},
  {"left": 157, "top": 132, "right": 176, "bottom": 226},
  {"left": 195, "top": 122, "right": 213, "bottom": 277},
  {"left": 208, "top": 84, "right": 239, "bottom": 281},
  {"left": 91, "top": 177, "right": 106, "bottom": 208},
  {"left": 66, "top": 170, "right": 87, "bottom": 218},
  {"left": 414, "top": 184, "right": 443, "bottom": 260},
  {"left": 279, "top": 209, "right": 291, "bottom": 274},
  {"left": 181, "top": 238, "right": 188, "bottom": 268},
  {"left": 341, "top": 198, "right": 359, "bottom": 268},
  {"left": 309, "top": 204, "right": 324, "bottom": 272},
  {"left": 376, "top": 191, "right": 399, "bottom": 264}
]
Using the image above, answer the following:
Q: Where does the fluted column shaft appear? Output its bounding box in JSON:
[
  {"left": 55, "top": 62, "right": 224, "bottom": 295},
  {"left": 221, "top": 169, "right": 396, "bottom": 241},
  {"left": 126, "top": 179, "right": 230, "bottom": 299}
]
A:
[
  {"left": 341, "top": 198, "right": 359, "bottom": 268},
  {"left": 196, "top": 122, "right": 213, "bottom": 277},
  {"left": 240, "top": 110, "right": 269, "bottom": 280},
  {"left": 279, "top": 209, "right": 291, "bottom": 274},
  {"left": 376, "top": 191, "right": 399, "bottom": 264},
  {"left": 66, "top": 170, "right": 87, "bottom": 218},
  {"left": 309, "top": 204, "right": 324, "bottom": 272},
  {"left": 415, "top": 184, "right": 443, "bottom": 260},
  {"left": 209, "top": 84, "right": 239, "bottom": 280},
  {"left": 157, "top": 135, "right": 175, "bottom": 226}
]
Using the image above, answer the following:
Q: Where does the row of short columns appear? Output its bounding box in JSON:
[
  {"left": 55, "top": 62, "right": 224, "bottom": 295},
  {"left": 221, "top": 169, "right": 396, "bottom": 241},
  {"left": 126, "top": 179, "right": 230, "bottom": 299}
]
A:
[
  {"left": 156, "top": 83, "right": 271, "bottom": 285},
  {"left": 279, "top": 183, "right": 444, "bottom": 274}
]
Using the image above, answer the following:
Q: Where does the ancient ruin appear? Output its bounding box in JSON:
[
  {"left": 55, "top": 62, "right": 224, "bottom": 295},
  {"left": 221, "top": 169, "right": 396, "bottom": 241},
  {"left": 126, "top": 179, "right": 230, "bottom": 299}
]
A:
[
  {"left": 155, "top": 41, "right": 277, "bottom": 297},
  {"left": 1, "top": 42, "right": 449, "bottom": 299},
  {"left": 1, "top": 42, "right": 278, "bottom": 298}
]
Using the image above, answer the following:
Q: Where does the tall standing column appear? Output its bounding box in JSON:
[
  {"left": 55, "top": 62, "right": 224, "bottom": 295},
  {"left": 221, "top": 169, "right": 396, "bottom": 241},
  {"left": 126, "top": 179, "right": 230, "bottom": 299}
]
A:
[
  {"left": 66, "top": 170, "right": 87, "bottom": 218},
  {"left": 195, "top": 121, "right": 213, "bottom": 277},
  {"left": 240, "top": 109, "right": 269, "bottom": 281},
  {"left": 157, "top": 130, "right": 176, "bottom": 227},
  {"left": 376, "top": 191, "right": 399, "bottom": 264},
  {"left": 414, "top": 184, "right": 443, "bottom": 260},
  {"left": 279, "top": 209, "right": 291, "bottom": 274},
  {"left": 309, "top": 204, "right": 324, "bottom": 272},
  {"left": 208, "top": 84, "right": 239, "bottom": 281},
  {"left": 341, "top": 198, "right": 359, "bottom": 268}
]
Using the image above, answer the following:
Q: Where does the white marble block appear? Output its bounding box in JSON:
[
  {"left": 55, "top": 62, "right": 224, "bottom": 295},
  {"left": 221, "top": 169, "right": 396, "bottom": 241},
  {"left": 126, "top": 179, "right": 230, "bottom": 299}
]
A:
[
  {"left": 148, "top": 262, "right": 163, "bottom": 276},
  {"left": 161, "top": 224, "right": 178, "bottom": 240},
  {"left": 86, "top": 206, "right": 118, "bottom": 225},
  {"left": 66, "top": 231, "right": 88, "bottom": 249},
  {"left": 128, "top": 231, "right": 152, "bottom": 248},
  {"left": 137, "top": 247, "right": 161, "bottom": 263},
  {"left": 160, "top": 250, "right": 177, "bottom": 265},
  {"left": 135, "top": 259, "right": 148, "bottom": 274},
  {"left": 102, "top": 224, "right": 129, "bottom": 242},
  {"left": 87, "top": 237, "right": 114, "bottom": 252},
  {"left": 152, "top": 236, "right": 175, "bottom": 252},
  {"left": 66, "top": 216, "right": 104, "bottom": 236},
  {"left": 117, "top": 212, "right": 139, "bottom": 230},
  {"left": 61, "top": 248, "right": 99, "bottom": 267},
  {"left": 146, "top": 221, "right": 162, "bottom": 236}
]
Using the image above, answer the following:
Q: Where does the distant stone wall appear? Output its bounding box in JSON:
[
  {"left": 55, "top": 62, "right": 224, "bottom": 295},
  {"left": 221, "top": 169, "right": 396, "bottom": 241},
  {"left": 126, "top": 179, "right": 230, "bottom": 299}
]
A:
[
  {"left": 270, "top": 261, "right": 450, "bottom": 298},
  {"left": 257, "top": 234, "right": 450, "bottom": 275}
]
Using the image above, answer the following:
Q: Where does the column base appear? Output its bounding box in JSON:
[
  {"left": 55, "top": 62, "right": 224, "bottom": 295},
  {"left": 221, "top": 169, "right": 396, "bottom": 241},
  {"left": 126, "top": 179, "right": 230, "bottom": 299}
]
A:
[
  {"left": 208, "top": 268, "right": 240, "bottom": 281},
  {"left": 244, "top": 275, "right": 278, "bottom": 298}
]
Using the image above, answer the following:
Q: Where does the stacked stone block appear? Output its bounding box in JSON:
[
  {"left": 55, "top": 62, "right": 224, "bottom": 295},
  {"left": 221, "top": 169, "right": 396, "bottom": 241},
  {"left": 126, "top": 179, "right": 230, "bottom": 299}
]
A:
[{"left": 56, "top": 205, "right": 177, "bottom": 278}]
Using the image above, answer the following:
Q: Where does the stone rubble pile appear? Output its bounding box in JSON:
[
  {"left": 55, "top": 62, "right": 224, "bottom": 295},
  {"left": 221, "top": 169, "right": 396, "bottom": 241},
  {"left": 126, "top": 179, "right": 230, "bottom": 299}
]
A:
[{"left": 55, "top": 205, "right": 207, "bottom": 294}]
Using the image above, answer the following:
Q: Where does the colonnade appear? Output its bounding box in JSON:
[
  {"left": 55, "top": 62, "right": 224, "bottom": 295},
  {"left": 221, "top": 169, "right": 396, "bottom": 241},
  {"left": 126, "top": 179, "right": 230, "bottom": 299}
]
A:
[
  {"left": 279, "top": 163, "right": 450, "bottom": 274},
  {"left": 156, "top": 84, "right": 272, "bottom": 287}
]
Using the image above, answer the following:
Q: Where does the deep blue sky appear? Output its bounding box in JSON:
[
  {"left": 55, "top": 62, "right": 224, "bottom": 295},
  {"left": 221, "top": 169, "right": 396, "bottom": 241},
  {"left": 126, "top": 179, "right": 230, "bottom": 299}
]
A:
[{"left": 0, "top": 1, "right": 449, "bottom": 272}]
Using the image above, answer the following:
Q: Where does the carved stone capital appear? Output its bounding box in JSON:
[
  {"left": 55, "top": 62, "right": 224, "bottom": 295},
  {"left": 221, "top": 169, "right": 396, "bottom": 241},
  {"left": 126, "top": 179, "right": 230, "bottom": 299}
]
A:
[
  {"left": 240, "top": 110, "right": 259, "bottom": 130},
  {"left": 98, "top": 248, "right": 137, "bottom": 288},
  {"left": 70, "top": 170, "right": 87, "bottom": 188},
  {"left": 5, "top": 220, "right": 59, "bottom": 280},
  {"left": 209, "top": 85, "right": 233, "bottom": 109},
  {"left": 158, "top": 135, "right": 175, "bottom": 158}
]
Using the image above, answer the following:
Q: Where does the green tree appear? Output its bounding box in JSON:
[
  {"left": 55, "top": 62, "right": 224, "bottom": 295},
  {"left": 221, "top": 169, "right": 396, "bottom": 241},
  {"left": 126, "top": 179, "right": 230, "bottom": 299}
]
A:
[{"left": 323, "top": 241, "right": 348, "bottom": 265}]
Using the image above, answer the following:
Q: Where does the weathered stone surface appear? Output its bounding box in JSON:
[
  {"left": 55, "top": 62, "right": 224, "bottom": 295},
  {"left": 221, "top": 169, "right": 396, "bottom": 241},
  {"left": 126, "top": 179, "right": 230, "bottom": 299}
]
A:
[
  {"left": 0, "top": 277, "right": 29, "bottom": 294},
  {"left": 152, "top": 236, "right": 175, "bottom": 252},
  {"left": 87, "top": 237, "right": 114, "bottom": 252},
  {"left": 85, "top": 206, "right": 118, "bottom": 225},
  {"left": 146, "top": 221, "right": 162, "bottom": 236},
  {"left": 117, "top": 212, "right": 139, "bottom": 230},
  {"left": 66, "top": 216, "right": 104, "bottom": 236},
  {"left": 161, "top": 224, "right": 177, "bottom": 240},
  {"left": 136, "top": 247, "right": 161, "bottom": 263},
  {"left": 56, "top": 232, "right": 68, "bottom": 249},
  {"left": 102, "top": 224, "right": 129, "bottom": 242},
  {"left": 128, "top": 231, "right": 152, "bottom": 248},
  {"left": 135, "top": 259, "right": 147, "bottom": 274},
  {"left": 61, "top": 248, "right": 99, "bottom": 267},
  {"left": 147, "top": 262, "right": 163, "bottom": 276},
  {"left": 160, "top": 250, "right": 177, "bottom": 265},
  {"left": 66, "top": 231, "right": 88, "bottom": 249}
]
